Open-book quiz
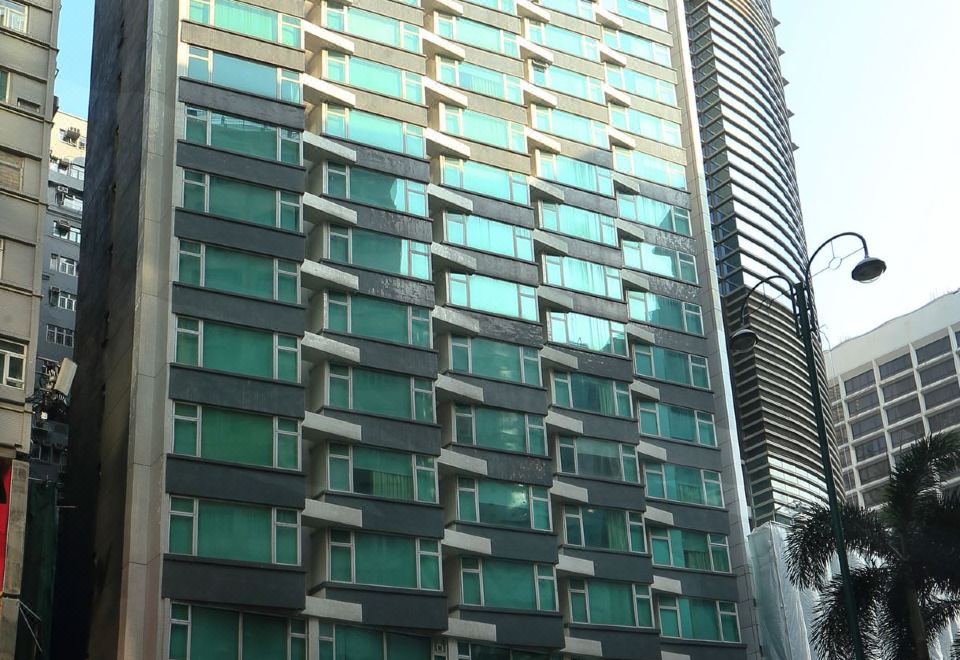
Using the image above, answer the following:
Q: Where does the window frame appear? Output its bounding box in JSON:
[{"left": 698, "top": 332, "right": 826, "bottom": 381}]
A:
[
  {"left": 454, "top": 404, "right": 547, "bottom": 456},
  {"left": 563, "top": 504, "right": 645, "bottom": 553},
  {"left": 326, "top": 364, "right": 436, "bottom": 423},
  {"left": 186, "top": 46, "right": 302, "bottom": 102},
  {"left": 174, "top": 316, "right": 301, "bottom": 383},
  {"left": 634, "top": 344, "right": 710, "bottom": 389},
  {"left": 460, "top": 556, "right": 558, "bottom": 612},
  {"left": 321, "top": 103, "right": 425, "bottom": 158},
  {"left": 0, "top": 337, "right": 26, "bottom": 389},
  {"left": 327, "top": 442, "right": 438, "bottom": 503},
  {"left": 323, "top": 51, "right": 423, "bottom": 103},
  {"left": 327, "top": 529, "right": 443, "bottom": 590},
  {"left": 449, "top": 334, "right": 541, "bottom": 387},
  {"left": 557, "top": 436, "right": 640, "bottom": 484},
  {"left": 177, "top": 239, "right": 300, "bottom": 303},
  {"left": 568, "top": 578, "right": 653, "bottom": 628},
  {"left": 325, "top": 291, "right": 432, "bottom": 348},
  {"left": 552, "top": 370, "right": 632, "bottom": 418},
  {"left": 167, "top": 495, "right": 301, "bottom": 565},
  {"left": 0, "top": 0, "right": 27, "bottom": 32},
  {"left": 456, "top": 476, "right": 552, "bottom": 531},
  {"left": 447, "top": 273, "right": 538, "bottom": 322}
]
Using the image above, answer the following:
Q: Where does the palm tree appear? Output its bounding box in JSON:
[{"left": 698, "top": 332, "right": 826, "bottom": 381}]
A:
[{"left": 786, "top": 431, "right": 960, "bottom": 660}]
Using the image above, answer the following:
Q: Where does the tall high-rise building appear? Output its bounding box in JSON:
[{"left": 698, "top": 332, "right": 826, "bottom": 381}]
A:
[
  {"left": 12, "top": 111, "right": 86, "bottom": 658},
  {"left": 686, "top": 0, "right": 837, "bottom": 527},
  {"left": 826, "top": 291, "right": 960, "bottom": 507},
  {"left": 54, "top": 0, "right": 759, "bottom": 657},
  {"left": 0, "top": 0, "right": 60, "bottom": 655}
]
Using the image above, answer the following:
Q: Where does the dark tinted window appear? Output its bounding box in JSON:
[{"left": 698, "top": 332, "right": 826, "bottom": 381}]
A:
[
  {"left": 889, "top": 421, "right": 924, "bottom": 447},
  {"left": 854, "top": 435, "right": 886, "bottom": 462},
  {"left": 858, "top": 460, "right": 890, "bottom": 484},
  {"left": 846, "top": 390, "right": 879, "bottom": 416},
  {"left": 929, "top": 406, "right": 960, "bottom": 433},
  {"left": 878, "top": 354, "right": 911, "bottom": 379},
  {"left": 885, "top": 397, "right": 921, "bottom": 424},
  {"left": 924, "top": 380, "right": 960, "bottom": 410},
  {"left": 919, "top": 360, "right": 955, "bottom": 386},
  {"left": 915, "top": 336, "right": 951, "bottom": 364},
  {"left": 844, "top": 370, "right": 876, "bottom": 395},
  {"left": 850, "top": 413, "right": 883, "bottom": 439},
  {"left": 882, "top": 376, "right": 916, "bottom": 401},
  {"left": 862, "top": 487, "right": 885, "bottom": 507}
]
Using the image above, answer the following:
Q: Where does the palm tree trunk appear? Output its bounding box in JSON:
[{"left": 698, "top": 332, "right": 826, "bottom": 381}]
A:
[{"left": 904, "top": 574, "right": 930, "bottom": 660}]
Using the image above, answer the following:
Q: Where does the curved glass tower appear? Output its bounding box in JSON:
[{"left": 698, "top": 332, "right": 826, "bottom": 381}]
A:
[{"left": 686, "top": 0, "right": 837, "bottom": 526}]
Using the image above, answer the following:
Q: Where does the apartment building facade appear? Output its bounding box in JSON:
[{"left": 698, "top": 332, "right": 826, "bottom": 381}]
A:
[
  {"left": 0, "top": 0, "right": 59, "bottom": 656},
  {"left": 827, "top": 291, "right": 960, "bottom": 507},
  {"left": 55, "top": 0, "right": 757, "bottom": 657},
  {"left": 685, "top": 0, "right": 837, "bottom": 527}
]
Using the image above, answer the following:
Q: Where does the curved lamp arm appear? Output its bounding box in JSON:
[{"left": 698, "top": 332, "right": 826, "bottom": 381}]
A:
[
  {"left": 804, "top": 231, "right": 870, "bottom": 281},
  {"left": 737, "top": 273, "right": 797, "bottom": 328}
]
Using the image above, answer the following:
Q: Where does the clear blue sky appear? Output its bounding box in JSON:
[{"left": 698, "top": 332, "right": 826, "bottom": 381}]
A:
[
  {"left": 54, "top": 1, "right": 960, "bottom": 342},
  {"left": 774, "top": 0, "right": 960, "bottom": 344},
  {"left": 55, "top": 0, "right": 93, "bottom": 117}
]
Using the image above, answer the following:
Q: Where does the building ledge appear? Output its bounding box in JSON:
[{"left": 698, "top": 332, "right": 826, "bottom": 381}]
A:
[
  {"left": 607, "top": 126, "right": 636, "bottom": 149},
  {"left": 557, "top": 553, "right": 595, "bottom": 576},
  {"left": 432, "top": 306, "right": 480, "bottom": 336},
  {"left": 626, "top": 323, "right": 654, "bottom": 344},
  {"left": 303, "top": 131, "right": 356, "bottom": 165},
  {"left": 303, "top": 74, "right": 356, "bottom": 107},
  {"left": 300, "top": 259, "right": 359, "bottom": 292},
  {"left": 621, "top": 270, "right": 651, "bottom": 292},
  {"left": 599, "top": 44, "right": 627, "bottom": 66},
  {"left": 525, "top": 128, "right": 561, "bottom": 155},
  {"left": 545, "top": 410, "right": 583, "bottom": 434},
  {"left": 540, "top": 345, "right": 578, "bottom": 370},
  {"left": 438, "top": 447, "right": 488, "bottom": 476},
  {"left": 303, "top": 595, "right": 363, "bottom": 622},
  {"left": 533, "top": 229, "right": 569, "bottom": 257},
  {"left": 425, "top": 128, "right": 472, "bottom": 159},
  {"left": 302, "top": 331, "right": 360, "bottom": 364},
  {"left": 528, "top": 177, "right": 565, "bottom": 203},
  {"left": 427, "top": 183, "right": 474, "bottom": 213},
  {"left": 521, "top": 81, "right": 558, "bottom": 109},
  {"left": 303, "top": 23, "right": 355, "bottom": 55},
  {"left": 432, "top": 243, "right": 478, "bottom": 274},
  {"left": 616, "top": 218, "right": 644, "bottom": 242},
  {"left": 602, "top": 84, "right": 631, "bottom": 107},
  {"left": 443, "top": 528, "right": 492, "bottom": 556},
  {"left": 518, "top": 37, "right": 554, "bottom": 63},
  {"left": 537, "top": 286, "right": 574, "bottom": 313},
  {"left": 302, "top": 499, "right": 363, "bottom": 528},
  {"left": 445, "top": 616, "right": 498, "bottom": 642},
  {"left": 630, "top": 380, "right": 660, "bottom": 402},
  {"left": 425, "top": 78, "right": 469, "bottom": 109},
  {"left": 302, "top": 411, "right": 362, "bottom": 443},
  {"left": 421, "top": 29, "right": 466, "bottom": 60},
  {"left": 516, "top": 0, "right": 550, "bottom": 21},
  {"left": 550, "top": 479, "right": 589, "bottom": 503},
  {"left": 435, "top": 373, "right": 485, "bottom": 404},
  {"left": 303, "top": 193, "right": 357, "bottom": 227}
]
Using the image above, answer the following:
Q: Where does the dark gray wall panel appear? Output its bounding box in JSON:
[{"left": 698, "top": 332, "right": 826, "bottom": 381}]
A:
[
  {"left": 169, "top": 366, "right": 305, "bottom": 418},
  {"left": 660, "top": 640, "right": 746, "bottom": 659},
  {"left": 320, "top": 587, "right": 448, "bottom": 631},
  {"left": 569, "top": 350, "right": 634, "bottom": 381},
  {"left": 347, "top": 204, "right": 433, "bottom": 243},
  {"left": 451, "top": 524, "right": 557, "bottom": 563},
  {"left": 653, "top": 501, "right": 731, "bottom": 534},
  {"left": 555, "top": 476, "right": 645, "bottom": 510},
  {"left": 333, "top": 335, "right": 438, "bottom": 378},
  {"left": 454, "top": 447, "right": 553, "bottom": 486},
  {"left": 472, "top": 313, "right": 544, "bottom": 346},
  {"left": 323, "top": 494, "right": 444, "bottom": 538},
  {"left": 567, "top": 626, "right": 661, "bottom": 660},
  {"left": 639, "top": 439, "right": 723, "bottom": 471},
  {"left": 178, "top": 78, "right": 305, "bottom": 129},
  {"left": 562, "top": 410, "right": 639, "bottom": 444},
  {"left": 664, "top": 568, "right": 740, "bottom": 601},
  {"left": 453, "top": 375, "right": 549, "bottom": 416},
  {"left": 339, "top": 265, "right": 436, "bottom": 308},
  {"left": 453, "top": 193, "right": 536, "bottom": 229},
  {"left": 176, "top": 141, "right": 306, "bottom": 192},
  {"left": 460, "top": 609, "right": 564, "bottom": 648},
  {"left": 163, "top": 557, "right": 305, "bottom": 611},
  {"left": 456, "top": 250, "right": 541, "bottom": 287},
  {"left": 166, "top": 455, "right": 305, "bottom": 508},
  {"left": 322, "top": 410, "right": 442, "bottom": 455},
  {"left": 348, "top": 142, "right": 430, "bottom": 182},
  {"left": 174, "top": 209, "right": 305, "bottom": 261},
  {"left": 555, "top": 187, "right": 619, "bottom": 217},
  {"left": 172, "top": 285, "right": 305, "bottom": 335},
  {"left": 563, "top": 547, "right": 651, "bottom": 583}
]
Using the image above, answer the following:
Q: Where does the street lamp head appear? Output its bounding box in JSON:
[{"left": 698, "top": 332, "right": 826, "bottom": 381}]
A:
[
  {"left": 730, "top": 326, "right": 758, "bottom": 352},
  {"left": 851, "top": 256, "right": 887, "bottom": 283}
]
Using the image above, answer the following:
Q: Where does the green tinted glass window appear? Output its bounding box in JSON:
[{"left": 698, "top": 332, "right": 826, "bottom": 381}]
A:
[
  {"left": 539, "top": 202, "right": 616, "bottom": 245},
  {"left": 548, "top": 311, "right": 627, "bottom": 356},
  {"left": 618, "top": 193, "right": 691, "bottom": 235}
]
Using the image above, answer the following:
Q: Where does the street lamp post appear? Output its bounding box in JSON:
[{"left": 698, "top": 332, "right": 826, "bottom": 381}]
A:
[{"left": 730, "top": 232, "right": 886, "bottom": 660}]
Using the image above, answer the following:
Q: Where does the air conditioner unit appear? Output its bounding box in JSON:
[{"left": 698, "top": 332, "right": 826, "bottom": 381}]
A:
[
  {"left": 56, "top": 185, "right": 69, "bottom": 193},
  {"left": 55, "top": 222, "right": 70, "bottom": 236}
]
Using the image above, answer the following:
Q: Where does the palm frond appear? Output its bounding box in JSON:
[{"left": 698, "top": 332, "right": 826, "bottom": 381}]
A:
[
  {"left": 911, "top": 494, "right": 960, "bottom": 593},
  {"left": 786, "top": 502, "right": 893, "bottom": 589},
  {"left": 811, "top": 565, "right": 888, "bottom": 660},
  {"left": 885, "top": 432, "right": 960, "bottom": 528}
]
